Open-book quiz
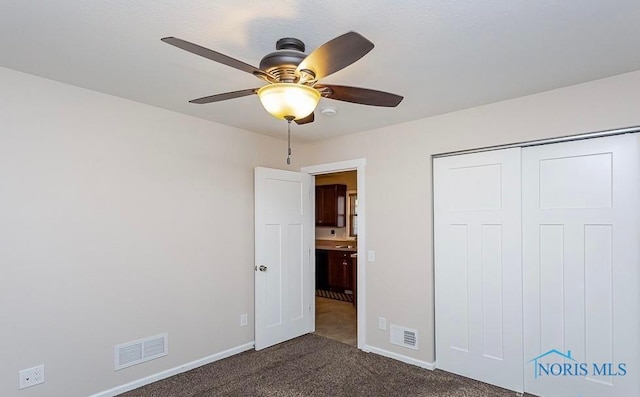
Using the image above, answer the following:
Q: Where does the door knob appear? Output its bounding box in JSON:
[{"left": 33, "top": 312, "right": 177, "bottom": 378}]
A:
[{"left": 259, "top": 265, "right": 268, "bottom": 272}]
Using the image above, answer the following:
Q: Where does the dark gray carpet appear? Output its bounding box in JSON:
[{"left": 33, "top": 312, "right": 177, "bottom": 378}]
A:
[{"left": 118, "top": 334, "right": 522, "bottom": 397}]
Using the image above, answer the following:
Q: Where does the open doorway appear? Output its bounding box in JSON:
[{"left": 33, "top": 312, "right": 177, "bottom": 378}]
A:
[
  {"left": 301, "top": 159, "right": 366, "bottom": 350},
  {"left": 313, "top": 171, "right": 357, "bottom": 346}
]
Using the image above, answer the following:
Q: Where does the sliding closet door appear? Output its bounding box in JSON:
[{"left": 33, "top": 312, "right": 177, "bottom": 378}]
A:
[
  {"left": 434, "top": 148, "right": 523, "bottom": 392},
  {"left": 522, "top": 134, "right": 640, "bottom": 397}
]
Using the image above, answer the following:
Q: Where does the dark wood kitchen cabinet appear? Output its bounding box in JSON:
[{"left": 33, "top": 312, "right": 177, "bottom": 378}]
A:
[
  {"left": 315, "top": 249, "right": 329, "bottom": 290},
  {"left": 328, "top": 250, "right": 353, "bottom": 293},
  {"left": 315, "top": 184, "right": 347, "bottom": 227}
]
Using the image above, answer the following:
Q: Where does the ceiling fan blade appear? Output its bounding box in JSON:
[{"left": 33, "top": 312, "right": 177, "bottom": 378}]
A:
[
  {"left": 294, "top": 112, "right": 315, "bottom": 125},
  {"left": 162, "top": 37, "right": 264, "bottom": 76},
  {"left": 317, "top": 85, "right": 403, "bottom": 107},
  {"left": 189, "top": 88, "right": 258, "bottom": 104},
  {"left": 296, "top": 32, "right": 374, "bottom": 80}
]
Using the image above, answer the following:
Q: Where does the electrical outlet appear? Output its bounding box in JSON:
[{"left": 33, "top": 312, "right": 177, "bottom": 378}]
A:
[
  {"left": 378, "top": 317, "right": 387, "bottom": 330},
  {"left": 240, "top": 313, "right": 248, "bottom": 327},
  {"left": 19, "top": 365, "right": 45, "bottom": 389}
]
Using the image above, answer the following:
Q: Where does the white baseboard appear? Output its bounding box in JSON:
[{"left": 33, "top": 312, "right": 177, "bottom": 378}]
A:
[
  {"left": 89, "top": 341, "right": 255, "bottom": 397},
  {"left": 364, "top": 344, "right": 436, "bottom": 370}
]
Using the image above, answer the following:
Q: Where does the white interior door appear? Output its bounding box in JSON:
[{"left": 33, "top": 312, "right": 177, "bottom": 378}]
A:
[
  {"left": 434, "top": 148, "right": 524, "bottom": 392},
  {"left": 522, "top": 134, "right": 640, "bottom": 397},
  {"left": 254, "top": 167, "right": 313, "bottom": 350}
]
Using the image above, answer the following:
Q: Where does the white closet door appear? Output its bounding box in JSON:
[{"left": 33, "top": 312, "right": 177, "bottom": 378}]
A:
[
  {"left": 434, "top": 148, "right": 523, "bottom": 392},
  {"left": 522, "top": 134, "right": 640, "bottom": 397}
]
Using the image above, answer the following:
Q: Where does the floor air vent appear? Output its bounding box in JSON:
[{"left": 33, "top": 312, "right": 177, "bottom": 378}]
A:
[
  {"left": 115, "top": 333, "right": 168, "bottom": 370},
  {"left": 390, "top": 324, "right": 418, "bottom": 350}
]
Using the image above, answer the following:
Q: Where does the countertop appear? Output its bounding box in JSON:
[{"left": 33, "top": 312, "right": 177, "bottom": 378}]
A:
[{"left": 315, "top": 239, "right": 358, "bottom": 252}]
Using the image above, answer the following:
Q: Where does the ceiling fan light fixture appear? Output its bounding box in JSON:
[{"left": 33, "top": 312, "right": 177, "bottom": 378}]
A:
[{"left": 257, "top": 83, "right": 320, "bottom": 121}]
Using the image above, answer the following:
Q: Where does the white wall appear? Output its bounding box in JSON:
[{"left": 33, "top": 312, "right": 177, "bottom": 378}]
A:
[
  {"left": 0, "top": 67, "right": 293, "bottom": 396},
  {"left": 300, "top": 70, "right": 640, "bottom": 364},
  {"left": 3, "top": 63, "right": 640, "bottom": 395}
]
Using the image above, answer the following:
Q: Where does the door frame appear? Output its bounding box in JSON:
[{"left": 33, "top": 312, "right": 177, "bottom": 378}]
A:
[{"left": 301, "top": 158, "right": 367, "bottom": 350}]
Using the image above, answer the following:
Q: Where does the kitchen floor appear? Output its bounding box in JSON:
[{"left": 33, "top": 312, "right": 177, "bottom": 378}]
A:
[{"left": 314, "top": 296, "right": 357, "bottom": 346}]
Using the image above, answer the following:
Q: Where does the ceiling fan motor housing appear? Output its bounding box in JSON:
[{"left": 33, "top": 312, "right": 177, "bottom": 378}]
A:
[{"left": 259, "top": 38, "right": 308, "bottom": 82}]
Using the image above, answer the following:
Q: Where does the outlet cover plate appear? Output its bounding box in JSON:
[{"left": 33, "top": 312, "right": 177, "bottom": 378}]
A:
[
  {"left": 368, "top": 250, "right": 376, "bottom": 262},
  {"left": 19, "top": 365, "right": 45, "bottom": 389}
]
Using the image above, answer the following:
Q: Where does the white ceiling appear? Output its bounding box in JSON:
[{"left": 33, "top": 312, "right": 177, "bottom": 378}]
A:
[{"left": 2, "top": 1, "right": 640, "bottom": 142}]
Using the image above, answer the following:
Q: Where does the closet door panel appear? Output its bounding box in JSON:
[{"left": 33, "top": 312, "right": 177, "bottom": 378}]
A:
[
  {"left": 434, "top": 148, "right": 523, "bottom": 392},
  {"left": 522, "top": 133, "right": 640, "bottom": 397}
]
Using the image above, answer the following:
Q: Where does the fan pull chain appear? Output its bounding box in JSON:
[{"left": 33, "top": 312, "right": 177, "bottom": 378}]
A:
[{"left": 287, "top": 119, "right": 292, "bottom": 165}]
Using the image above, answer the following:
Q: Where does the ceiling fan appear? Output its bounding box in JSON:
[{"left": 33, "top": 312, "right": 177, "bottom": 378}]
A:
[{"left": 161, "top": 32, "right": 403, "bottom": 125}]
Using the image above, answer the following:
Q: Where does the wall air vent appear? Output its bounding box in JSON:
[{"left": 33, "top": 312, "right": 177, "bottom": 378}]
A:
[
  {"left": 115, "top": 333, "right": 168, "bottom": 370},
  {"left": 390, "top": 324, "right": 418, "bottom": 350}
]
